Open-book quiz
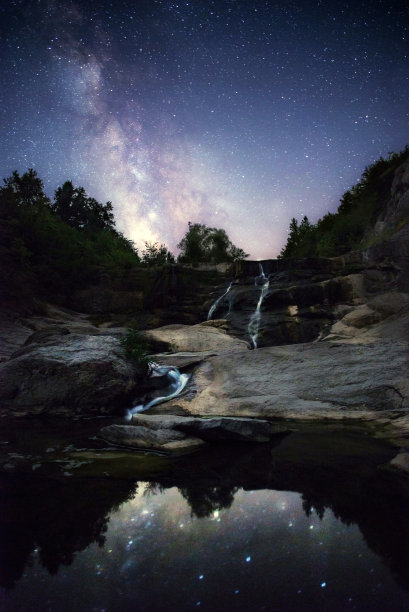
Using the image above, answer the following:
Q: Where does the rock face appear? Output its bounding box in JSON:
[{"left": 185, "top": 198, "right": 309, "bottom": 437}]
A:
[
  {"left": 0, "top": 333, "right": 140, "bottom": 415},
  {"left": 70, "top": 264, "right": 230, "bottom": 328},
  {"left": 206, "top": 258, "right": 407, "bottom": 348}
]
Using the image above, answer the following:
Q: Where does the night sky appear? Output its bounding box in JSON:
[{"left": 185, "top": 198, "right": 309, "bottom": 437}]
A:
[{"left": 1, "top": 1, "right": 408, "bottom": 259}]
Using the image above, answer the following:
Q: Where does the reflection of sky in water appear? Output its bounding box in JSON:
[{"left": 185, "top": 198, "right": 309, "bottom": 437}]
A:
[{"left": 4, "top": 484, "right": 409, "bottom": 611}]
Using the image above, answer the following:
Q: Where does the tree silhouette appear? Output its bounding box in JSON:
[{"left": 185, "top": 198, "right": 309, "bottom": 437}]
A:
[{"left": 177, "top": 222, "right": 248, "bottom": 263}]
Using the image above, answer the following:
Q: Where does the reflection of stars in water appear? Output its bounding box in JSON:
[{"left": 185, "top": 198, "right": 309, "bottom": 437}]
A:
[
  {"left": 107, "top": 485, "right": 355, "bottom": 596},
  {"left": 7, "top": 481, "right": 409, "bottom": 611}
]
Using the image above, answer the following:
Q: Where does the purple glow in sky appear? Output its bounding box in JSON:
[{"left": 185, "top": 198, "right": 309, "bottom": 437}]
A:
[{"left": 1, "top": 0, "right": 408, "bottom": 258}]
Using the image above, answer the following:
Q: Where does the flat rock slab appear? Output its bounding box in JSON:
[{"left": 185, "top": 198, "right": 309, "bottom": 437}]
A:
[
  {"left": 99, "top": 424, "right": 205, "bottom": 454},
  {"left": 165, "top": 339, "right": 409, "bottom": 422},
  {"left": 99, "top": 415, "right": 286, "bottom": 454},
  {"left": 144, "top": 323, "right": 248, "bottom": 353},
  {"left": 129, "top": 414, "right": 286, "bottom": 441}
]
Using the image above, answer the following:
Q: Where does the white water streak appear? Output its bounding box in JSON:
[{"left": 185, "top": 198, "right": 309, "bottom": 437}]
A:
[
  {"left": 248, "top": 265, "right": 270, "bottom": 348},
  {"left": 207, "top": 281, "right": 233, "bottom": 320},
  {"left": 125, "top": 363, "right": 190, "bottom": 419}
]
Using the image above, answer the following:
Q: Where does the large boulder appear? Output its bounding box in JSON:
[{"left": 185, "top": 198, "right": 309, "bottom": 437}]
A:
[{"left": 0, "top": 334, "right": 140, "bottom": 416}]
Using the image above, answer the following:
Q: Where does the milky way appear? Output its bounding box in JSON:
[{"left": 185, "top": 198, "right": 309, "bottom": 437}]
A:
[{"left": 1, "top": 0, "right": 408, "bottom": 258}]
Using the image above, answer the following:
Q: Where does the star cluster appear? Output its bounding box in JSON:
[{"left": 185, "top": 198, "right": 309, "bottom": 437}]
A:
[{"left": 1, "top": 0, "right": 408, "bottom": 258}]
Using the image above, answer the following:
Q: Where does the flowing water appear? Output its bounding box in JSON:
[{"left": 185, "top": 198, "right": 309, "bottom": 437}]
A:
[
  {"left": 248, "top": 264, "right": 270, "bottom": 348},
  {"left": 126, "top": 362, "right": 190, "bottom": 418},
  {"left": 207, "top": 281, "right": 233, "bottom": 320},
  {"left": 1, "top": 422, "right": 409, "bottom": 611}
]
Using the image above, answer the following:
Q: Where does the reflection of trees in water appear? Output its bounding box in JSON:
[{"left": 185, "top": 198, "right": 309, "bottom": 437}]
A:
[
  {"left": 1, "top": 436, "right": 409, "bottom": 591},
  {"left": 0, "top": 475, "right": 136, "bottom": 589},
  {"left": 179, "top": 485, "right": 238, "bottom": 518},
  {"left": 151, "top": 441, "right": 409, "bottom": 591},
  {"left": 298, "top": 470, "right": 409, "bottom": 590},
  {"left": 301, "top": 496, "right": 326, "bottom": 520}
]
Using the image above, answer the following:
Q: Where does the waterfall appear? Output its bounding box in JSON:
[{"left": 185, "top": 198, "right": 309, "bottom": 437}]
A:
[
  {"left": 125, "top": 362, "right": 190, "bottom": 420},
  {"left": 248, "top": 264, "right": 270, "bottom": 348},
  {"left": 257, "top": 263, "right": 266, "bottom": 281},
  {"left": 207, "top": 281, "right": 233, "bottom": 320}
]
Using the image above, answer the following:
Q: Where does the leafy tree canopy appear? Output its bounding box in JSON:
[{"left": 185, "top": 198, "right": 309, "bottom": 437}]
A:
[
  {"left": 3, "top": 168, "right": 50, "bottom": 208},
  {"left": 177, "top": 222, "right": 248, "bottom": 264},
  {"left": 141, "top": 241, "right": 175, "bottom": 266},
  {"left": 53, "top": 181, "right": 115, "bottom": 232},
  {"left": 279, "top": 146, "right": 409, "bottom": 259},
  {"left": 0, "top": 169, "right": 139, "bottom": 303}
]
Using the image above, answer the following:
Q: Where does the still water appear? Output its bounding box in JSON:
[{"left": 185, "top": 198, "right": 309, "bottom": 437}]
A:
[{"left": 1, "top": 425, "right": 409, "bottom": 611}]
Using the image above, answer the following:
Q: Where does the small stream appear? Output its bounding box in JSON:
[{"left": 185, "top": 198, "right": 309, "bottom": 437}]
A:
[{"left": 1, "top": 420, "right": 409, "bottom": 611}]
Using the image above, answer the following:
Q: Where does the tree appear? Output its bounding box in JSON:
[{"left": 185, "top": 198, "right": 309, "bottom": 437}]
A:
[
  {"left": 53, "top": 181, "right": 115, "bottom": 231},
  {"left": 177, "top": 222, "right": 248, "bottom": 264},
  {"left": 279, "top": 217, "right": 299, "bottom": 258},
  {"left": 177, "top": 222, "right": 210, "bottom": 263},
  {"left": 141, "top": 241, "right": 175, "bottom": 266},
  {"left": 279, "top": 216, "right": 316, "bottom": 258},
  {"left": 2, "top": 169, "right": 49, "bottom": 208}
]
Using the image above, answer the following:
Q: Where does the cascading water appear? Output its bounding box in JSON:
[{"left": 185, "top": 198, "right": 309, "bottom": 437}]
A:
[
  {"left": 257, "top": 263, "right": 266, "bottom": 282},
  {"left": 125, "top": 362, "right": 190, "bottom": 420},
  {"left": 207, "top": 281, "right": 233, "bottom": 320},
  {"left": 248, "top": 264, "right": 270, "bottom": 348}
]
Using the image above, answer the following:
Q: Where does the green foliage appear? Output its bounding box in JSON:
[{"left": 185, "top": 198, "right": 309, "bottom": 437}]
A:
[
  {"left": 3, "top": 168, "right": 49, "bottom": 207},
  {"left": 177, "top": 222, "right": 248, "bottom": 264},
  {"left": 52, "top": 181, "right": 115, "bottom": 231},
  {"left": 119, "top": 327, "right": 150, "bottom": 365},
  {"left": 279, "top": 146, "right": 409, "bottom": 259},
  {"left": 279, "top": 216, "right": 316, "bottom": 258},
  {"left": 141, "top": 241, "right": 175, "bottom": 266},
  {"left": 0, "top": 169, "right": 140, "bottom": 304}
]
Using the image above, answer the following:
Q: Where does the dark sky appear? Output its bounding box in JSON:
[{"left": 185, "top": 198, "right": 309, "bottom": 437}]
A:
[{"left": 1, "top": 0, "right": 408, "bottom": 258}]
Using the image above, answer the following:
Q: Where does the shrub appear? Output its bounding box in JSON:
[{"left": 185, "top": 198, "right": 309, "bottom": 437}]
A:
[{"left": 119, "top": 327, "right": 150, "bottom": 366}]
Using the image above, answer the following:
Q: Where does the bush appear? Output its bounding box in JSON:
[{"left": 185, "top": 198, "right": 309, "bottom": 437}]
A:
[{"left": 119, "top": 327, "right": 150, "bottom": 366}]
